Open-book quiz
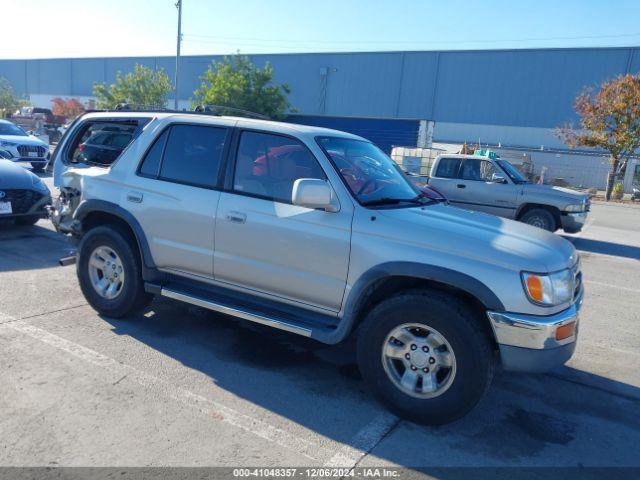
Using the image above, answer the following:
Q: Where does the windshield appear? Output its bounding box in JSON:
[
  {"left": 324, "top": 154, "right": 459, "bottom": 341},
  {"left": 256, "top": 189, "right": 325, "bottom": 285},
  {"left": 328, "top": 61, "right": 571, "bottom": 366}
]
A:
[
  {"left": 496, "top": 159, "right": 529, "bottom": 184},
  {"left": 0, "top": 122, "right": 28, "bottom": 137},
  {"left": 317, "top": 136, "right": 427, "bottom": 207}
]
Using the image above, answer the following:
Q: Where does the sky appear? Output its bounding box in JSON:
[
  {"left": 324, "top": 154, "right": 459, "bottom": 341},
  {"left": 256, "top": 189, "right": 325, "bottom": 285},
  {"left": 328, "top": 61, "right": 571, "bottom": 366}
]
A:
[{"left": 2, "top": 0, "right": 640, "bottom": 59}]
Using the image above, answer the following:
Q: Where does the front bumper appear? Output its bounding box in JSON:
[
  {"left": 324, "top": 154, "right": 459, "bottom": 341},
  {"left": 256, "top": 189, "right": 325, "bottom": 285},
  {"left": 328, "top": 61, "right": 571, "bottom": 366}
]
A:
[
  {"left": 0, "top": 191, "right": 51, "bottom": 219},
  {"left": 561, "top": 211, "right": 588, "bottom": 233},
  {"left": 487, "top": 290, "right": 582, "bottom": 372}
]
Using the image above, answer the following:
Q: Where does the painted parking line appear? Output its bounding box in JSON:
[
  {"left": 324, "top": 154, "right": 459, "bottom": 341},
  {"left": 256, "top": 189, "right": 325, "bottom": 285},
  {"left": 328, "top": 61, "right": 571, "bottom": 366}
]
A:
[
  {"left": 324, "top": 413, "right": 399, "bottom": 468},
  {"left": 1, "top": 311, "right": 404, "bottom": 467},
  {"left": 1, "top": 316, "right": 322, "bottom": 461},
  {"left": 584, "top": 280, "right": 640, "bottom": 294}
]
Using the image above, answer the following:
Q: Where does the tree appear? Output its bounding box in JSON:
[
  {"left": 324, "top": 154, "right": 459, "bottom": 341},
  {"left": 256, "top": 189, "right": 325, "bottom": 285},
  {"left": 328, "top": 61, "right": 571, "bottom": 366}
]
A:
[
  {"left": 0, "top": 77, "right": 29, "bottom": 117},
  {"left": 193, "top": 54, "right": 294, "bottom": 118},
  {"left": 51, "top": 97, "right": 85, "bottom": 120},
  {"left": 558, "top": 73, "right": 640, "bottom": 200},
  {"left": 93, "top": 64, "right": 171, "bottom": 109}
]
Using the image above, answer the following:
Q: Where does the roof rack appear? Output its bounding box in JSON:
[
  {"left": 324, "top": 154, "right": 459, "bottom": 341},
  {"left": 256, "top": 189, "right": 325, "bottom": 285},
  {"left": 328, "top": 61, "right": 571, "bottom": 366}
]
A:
[
  {"left": 193, "top": 105, "right": 270, "bottom": 120},
  {"left": 102, "top": 103, "right": 270, "bottom": 121}
]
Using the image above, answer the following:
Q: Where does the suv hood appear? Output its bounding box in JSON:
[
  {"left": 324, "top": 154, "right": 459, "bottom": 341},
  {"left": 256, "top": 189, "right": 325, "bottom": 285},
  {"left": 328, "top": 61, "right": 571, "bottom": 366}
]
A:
[
  {"left": 0, "top": 134, "right": 47, "bottom": 146},
  {"left": 0, "top": 159, "right": 38, "bottom": 189},
  {"left": 376, "top": 204, "right": 577, "bottom": 273}
]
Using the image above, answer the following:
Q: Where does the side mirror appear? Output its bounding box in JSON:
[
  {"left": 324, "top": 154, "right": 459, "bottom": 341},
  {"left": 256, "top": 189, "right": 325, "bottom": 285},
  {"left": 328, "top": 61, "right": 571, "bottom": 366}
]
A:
[
  {"left": 491, "top": 173, "right": 507, "bottom": 184},
  {"left": 292, "top": 178, "right": 338, "bottom": 212}
]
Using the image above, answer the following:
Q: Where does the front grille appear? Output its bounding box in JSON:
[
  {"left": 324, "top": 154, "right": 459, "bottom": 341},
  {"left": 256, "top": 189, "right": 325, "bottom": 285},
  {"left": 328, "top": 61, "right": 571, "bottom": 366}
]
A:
[
  {"left": 17, "top": 145, "right": 46, "bottom": 158},
  {"left": 0, "top": 189, "right": 44, "bottom": 214}
]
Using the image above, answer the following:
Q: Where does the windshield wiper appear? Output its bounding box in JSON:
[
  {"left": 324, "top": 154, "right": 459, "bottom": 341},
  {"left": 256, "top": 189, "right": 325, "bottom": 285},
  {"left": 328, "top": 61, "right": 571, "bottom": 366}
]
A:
[{"left": 361, "top": 196, "right": 428, "bottom": 207}]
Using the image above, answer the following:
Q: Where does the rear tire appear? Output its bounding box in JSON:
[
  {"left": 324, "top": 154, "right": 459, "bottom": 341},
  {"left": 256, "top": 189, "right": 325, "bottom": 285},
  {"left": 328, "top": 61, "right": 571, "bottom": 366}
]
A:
[
  {"left": 519, "top": 208, "right": 556, "bottom": 231},
  {"left": 77, "top": 225, "right": 151, "bottom": 318},
  {"left": 356, "top": 289, "right": 494, "bottom": 425}
]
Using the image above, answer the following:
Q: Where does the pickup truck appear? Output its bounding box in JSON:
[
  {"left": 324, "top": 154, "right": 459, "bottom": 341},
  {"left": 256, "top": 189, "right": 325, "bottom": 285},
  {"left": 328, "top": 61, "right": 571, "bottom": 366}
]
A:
[
  {"left": 51, "top": 110, "right": 583, "bottom": 425},
  {"left": 10, "top": 107, "right": 66, "bottom": 143},
  {"left": 428, "top": 154, "right": 589, "bottom": 232}
]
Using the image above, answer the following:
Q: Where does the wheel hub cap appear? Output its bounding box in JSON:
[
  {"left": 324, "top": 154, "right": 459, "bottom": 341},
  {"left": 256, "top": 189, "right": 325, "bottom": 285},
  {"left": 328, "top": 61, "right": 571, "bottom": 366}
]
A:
[
  {"left": 381, "top": 323, "right": 457, "bottom": 399},
  {"left": 88, "top": 246, "right": 125, "bottom": 300}
]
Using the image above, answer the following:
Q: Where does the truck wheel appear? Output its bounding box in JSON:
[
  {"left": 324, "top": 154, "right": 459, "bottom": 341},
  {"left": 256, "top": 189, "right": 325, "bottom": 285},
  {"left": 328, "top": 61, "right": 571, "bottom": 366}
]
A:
[
  {"left": 356, "top": 289, "right": 494, "bottom": 425},
  {"left": 520, "top": 208, "right": 556, "bottom": 231},
  {"left": 77, "top": 225, "right": 151, "bottom": 318}
]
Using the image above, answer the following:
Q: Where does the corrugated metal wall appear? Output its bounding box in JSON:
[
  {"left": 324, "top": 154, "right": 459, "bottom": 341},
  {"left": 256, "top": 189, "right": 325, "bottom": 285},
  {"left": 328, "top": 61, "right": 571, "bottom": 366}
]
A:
[{"left": 2, "top": 47, "right": 639, "bottom": 129}]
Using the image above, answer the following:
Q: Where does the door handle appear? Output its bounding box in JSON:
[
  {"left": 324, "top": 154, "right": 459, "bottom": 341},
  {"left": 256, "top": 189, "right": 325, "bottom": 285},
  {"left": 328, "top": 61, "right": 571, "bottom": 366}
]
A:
[
  {"left": 127, "top": 191, "right": 143, "bottom": 203},
  {"left": 456, "top": 184, "right": 466, "bottom": 189},
  {"left": 226, "top": 211, "right": 246, "bottom": 224}
]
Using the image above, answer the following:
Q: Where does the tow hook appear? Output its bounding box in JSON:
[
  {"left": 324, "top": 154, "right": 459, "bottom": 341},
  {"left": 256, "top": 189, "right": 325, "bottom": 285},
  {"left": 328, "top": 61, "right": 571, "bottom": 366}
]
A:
[{"left": 59, "top": 250, "right": 77, "bottom": 267}]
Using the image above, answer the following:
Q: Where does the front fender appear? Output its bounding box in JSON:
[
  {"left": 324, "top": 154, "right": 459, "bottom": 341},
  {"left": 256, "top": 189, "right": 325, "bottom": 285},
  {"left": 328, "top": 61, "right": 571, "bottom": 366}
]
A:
[{"left": 313, "top": 262, "right": 504, "bottom": 344}]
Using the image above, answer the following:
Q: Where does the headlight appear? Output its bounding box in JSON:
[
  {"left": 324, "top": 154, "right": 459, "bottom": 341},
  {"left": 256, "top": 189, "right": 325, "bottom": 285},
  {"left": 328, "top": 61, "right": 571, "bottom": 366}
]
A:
[
  {"left": 522, "top": 269, "right": 572, "bottom": 306},
  {"left": 565, "top": 204, "right": 585, "bottom": 212},
  {"left": 0, "top": 141, "right": 17, "bottom": 147}
]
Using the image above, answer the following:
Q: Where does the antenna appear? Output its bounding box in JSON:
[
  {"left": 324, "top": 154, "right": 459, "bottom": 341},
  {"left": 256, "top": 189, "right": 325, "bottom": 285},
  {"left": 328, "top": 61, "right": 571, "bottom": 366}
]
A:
[{"left": 174, "top": 0, "right": 183, "bottom": 110}]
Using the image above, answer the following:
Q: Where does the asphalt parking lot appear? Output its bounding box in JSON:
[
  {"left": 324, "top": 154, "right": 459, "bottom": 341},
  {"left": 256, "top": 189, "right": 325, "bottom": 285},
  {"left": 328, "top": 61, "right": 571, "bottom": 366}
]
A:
[{"left": 0, "top": 173, "right": 639, "bottom": 472}]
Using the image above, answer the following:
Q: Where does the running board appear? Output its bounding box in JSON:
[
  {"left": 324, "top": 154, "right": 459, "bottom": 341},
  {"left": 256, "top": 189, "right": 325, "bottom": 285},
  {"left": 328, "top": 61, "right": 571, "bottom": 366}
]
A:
[{"left": 160, "top": 287, "right": 313, "bottom": 337}]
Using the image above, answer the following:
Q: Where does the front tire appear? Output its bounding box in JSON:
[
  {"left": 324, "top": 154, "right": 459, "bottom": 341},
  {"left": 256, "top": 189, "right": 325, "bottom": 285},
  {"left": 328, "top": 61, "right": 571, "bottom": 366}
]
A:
[
  {"left": 77, "top": 225, "right": 151, "bottom": 318},
  {"left": 520, "top": 208, "right": 556, "bottom": 231},
  {"left": 31, "top": 162, "right": 45, "bottom": 172},
  {"left": 357, "top": 289, "right": 494, "bottom": 425}
]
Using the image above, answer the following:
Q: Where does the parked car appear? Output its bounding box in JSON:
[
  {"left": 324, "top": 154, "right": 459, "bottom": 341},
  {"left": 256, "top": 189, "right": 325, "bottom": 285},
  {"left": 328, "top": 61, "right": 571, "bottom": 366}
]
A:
[
  {"left": 10, "top": 106, "right": 66, "bottom": 143},
  {"left": 72, "top": 130, "right": 134, "bottom": 166},
  {"left": 428, "top": 154, "right": 590, "bottom": 232},
  {"left": 51, "top": 111, "right": 583, "bottom": 425},
  {"left": 0, "top": 159, "right": 51, "bottom": 225},
  {"left": 0, "top": 120, "right": 50, "bottom": 172}
]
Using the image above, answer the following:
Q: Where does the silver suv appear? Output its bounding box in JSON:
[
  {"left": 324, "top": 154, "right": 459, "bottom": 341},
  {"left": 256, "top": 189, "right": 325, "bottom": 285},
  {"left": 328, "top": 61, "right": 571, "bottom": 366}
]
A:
[
  {"left": 52, "top": 111, "right": 583, "bottom": 425},
  {"left": 428, "top": 154, "right": 590, "bottom": 233}
]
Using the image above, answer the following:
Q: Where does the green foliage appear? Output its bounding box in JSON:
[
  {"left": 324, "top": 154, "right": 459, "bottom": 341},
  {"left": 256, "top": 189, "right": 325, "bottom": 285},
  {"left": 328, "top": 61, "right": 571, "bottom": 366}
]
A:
[
  {"left": 558, "top": 73, "right": 640, "bottom": 200},
  {"left": 0, "top": 77, "right": 29, "bottom": 116},
  {"left": 612, "top": 182, "right": 624, "bottom": 200},
  {"left": 559, "top": 74, "right": 640, "bottom": 161},
  {"left": 193, "top": 54, "right": 294, "bottom": 119},
  {"left": 93, "top": 64, "right": 172, "bottom": 109}
]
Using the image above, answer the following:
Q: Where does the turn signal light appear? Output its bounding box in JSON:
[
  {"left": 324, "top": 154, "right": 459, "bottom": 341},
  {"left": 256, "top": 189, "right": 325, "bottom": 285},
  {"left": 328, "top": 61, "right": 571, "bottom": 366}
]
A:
[
  {"left": 526, "top": 275, "right": 544, "bottom": 302},
  {"left": 556, "top": 322, "right": 576, "bottom": 341}
]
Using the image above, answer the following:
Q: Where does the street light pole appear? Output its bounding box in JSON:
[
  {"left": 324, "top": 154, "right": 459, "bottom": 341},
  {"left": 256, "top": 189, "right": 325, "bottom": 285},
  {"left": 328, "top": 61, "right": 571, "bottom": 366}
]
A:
[{"left": 174, "top": 0, "right": 182, "bottom": 110}]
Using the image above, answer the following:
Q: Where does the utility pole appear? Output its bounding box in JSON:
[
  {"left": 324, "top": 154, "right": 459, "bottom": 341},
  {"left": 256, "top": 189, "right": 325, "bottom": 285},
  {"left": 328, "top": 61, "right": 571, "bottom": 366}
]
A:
[{"left": 174, "top": 0, "right": 182, "bottom": 110}]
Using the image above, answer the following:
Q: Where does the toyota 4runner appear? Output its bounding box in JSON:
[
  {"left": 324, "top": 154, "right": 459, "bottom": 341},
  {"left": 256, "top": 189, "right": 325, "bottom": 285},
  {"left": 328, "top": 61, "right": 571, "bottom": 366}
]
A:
[{"left": 51, "top": 110, "right": 583, "bottom": 425}]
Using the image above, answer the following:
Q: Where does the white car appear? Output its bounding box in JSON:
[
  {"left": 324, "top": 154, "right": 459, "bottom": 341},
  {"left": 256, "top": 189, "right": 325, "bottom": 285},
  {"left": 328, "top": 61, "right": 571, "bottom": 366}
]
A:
[{"left": 0, "top": 119, "right": 50, "bottom": 172}]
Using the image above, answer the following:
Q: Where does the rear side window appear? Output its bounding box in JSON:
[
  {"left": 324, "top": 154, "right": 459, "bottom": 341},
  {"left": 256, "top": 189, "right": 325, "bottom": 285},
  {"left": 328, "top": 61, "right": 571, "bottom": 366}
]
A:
[
  {"left": 435, "top": 158, "right": 462, "bottom": 179},
  {"left": 158, "top": 125, "right": 228, "bottom": 188},
  {"left": 66, "top": 120, "right": 144, "bottom": 167},
  {"left": 139, "top": 129, "right": 169, "bottom": 178}
]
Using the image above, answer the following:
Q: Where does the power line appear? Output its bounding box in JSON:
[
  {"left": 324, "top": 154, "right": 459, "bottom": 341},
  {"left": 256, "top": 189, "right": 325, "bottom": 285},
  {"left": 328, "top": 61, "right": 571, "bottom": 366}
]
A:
[{"left": 182, "top": 31, "right": 640, "bottom": 47}]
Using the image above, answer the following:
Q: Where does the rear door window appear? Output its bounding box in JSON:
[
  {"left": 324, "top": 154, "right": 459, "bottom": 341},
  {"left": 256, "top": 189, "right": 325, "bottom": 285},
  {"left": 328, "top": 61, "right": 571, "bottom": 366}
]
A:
[
  {"left": 435, "top": 157, "right": 462, "bottom": 178},
  {"left": 158, "top": 124, "right": 228, "bottom": 189},
  {"left": 66, "top": 119, "right": 147, "bottom": 167}
]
